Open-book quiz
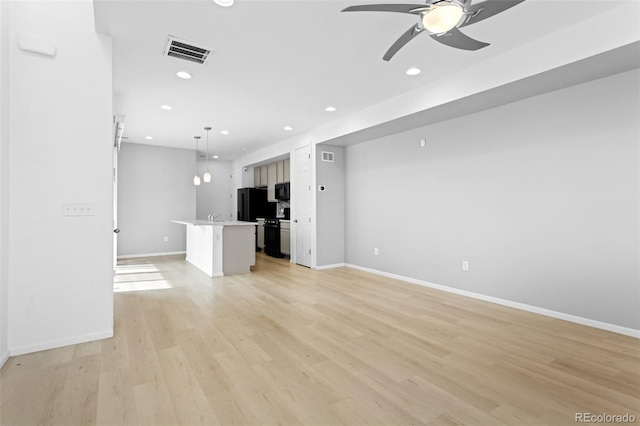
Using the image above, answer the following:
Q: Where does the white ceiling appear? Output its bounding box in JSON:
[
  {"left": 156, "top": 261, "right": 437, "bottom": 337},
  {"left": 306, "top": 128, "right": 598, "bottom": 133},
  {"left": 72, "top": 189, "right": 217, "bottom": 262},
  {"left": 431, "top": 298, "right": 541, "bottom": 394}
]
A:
[{"left": 94, "top": 0, "right": 629, "bottom": 160}]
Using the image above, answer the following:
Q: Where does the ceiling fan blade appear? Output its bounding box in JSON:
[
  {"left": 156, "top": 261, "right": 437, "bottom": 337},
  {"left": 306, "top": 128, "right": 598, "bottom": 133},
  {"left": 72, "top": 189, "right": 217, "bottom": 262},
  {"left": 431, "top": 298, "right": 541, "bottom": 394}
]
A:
[
  {"left": 461, "top": 0, "right": 526, "bottom": 27},
  {"left": 430, "top": 27, "right": 489, "bottom": 50},
  {"left": 342, "top": 4, "right": 427, "bottom": 15},
  {"left": 383, "top": 25, "right": 424, "bottom": 61}
]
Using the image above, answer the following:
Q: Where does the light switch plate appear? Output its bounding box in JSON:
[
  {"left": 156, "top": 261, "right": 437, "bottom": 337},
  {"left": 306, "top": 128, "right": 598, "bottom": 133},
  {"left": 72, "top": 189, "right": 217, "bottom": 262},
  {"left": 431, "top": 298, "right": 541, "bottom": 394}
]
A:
[{"left": 62, "top": 202, "right": 95, "bottom": 216}]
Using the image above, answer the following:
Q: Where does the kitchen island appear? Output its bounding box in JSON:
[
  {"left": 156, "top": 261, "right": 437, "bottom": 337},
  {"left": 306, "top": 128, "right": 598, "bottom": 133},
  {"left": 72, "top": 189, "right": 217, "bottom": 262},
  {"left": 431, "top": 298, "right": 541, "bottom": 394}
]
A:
[{"left": 171, "top": 220, "right": 257, "bottom": 277}]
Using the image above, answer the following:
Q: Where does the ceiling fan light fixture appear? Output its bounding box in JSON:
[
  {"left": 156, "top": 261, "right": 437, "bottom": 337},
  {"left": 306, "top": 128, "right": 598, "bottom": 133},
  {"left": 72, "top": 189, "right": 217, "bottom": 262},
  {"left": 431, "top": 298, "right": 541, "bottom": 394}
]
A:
[{"left": 422, "top": 3, "right": 464, "bottom": 34}]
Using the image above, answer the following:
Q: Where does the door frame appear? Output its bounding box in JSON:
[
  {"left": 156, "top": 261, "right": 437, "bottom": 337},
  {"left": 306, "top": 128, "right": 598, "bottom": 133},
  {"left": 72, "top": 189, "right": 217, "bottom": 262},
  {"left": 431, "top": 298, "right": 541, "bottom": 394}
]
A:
[{"left": 112, "top": 115, "right": 124, "bottom": 275}]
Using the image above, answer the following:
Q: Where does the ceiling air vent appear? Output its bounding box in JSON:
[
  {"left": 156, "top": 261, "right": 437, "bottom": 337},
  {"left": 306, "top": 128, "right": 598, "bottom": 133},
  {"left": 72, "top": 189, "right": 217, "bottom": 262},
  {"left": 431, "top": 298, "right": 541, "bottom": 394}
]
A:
[
  {"left": 163, "top": 35, "right": 212, "bottom": 65},
  {"left": 321, "top": 151, "right": 335, "bottom": 162}
]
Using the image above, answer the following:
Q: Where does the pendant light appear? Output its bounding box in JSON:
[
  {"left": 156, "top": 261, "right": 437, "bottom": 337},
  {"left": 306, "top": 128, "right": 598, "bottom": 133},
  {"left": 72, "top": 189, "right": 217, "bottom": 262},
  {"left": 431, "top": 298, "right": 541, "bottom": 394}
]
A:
[
  {"left": 203, "top": 126, "right": 212, "bottom": 183},
  {"left": 193, "top": 136, "right": 201, "bottom": 186}
]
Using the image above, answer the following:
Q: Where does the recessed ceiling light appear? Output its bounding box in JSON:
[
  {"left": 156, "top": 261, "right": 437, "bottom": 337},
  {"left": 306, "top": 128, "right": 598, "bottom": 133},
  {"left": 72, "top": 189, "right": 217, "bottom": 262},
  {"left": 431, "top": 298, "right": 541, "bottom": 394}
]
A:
[
  {"left": 160, "top": 104, "right": 172, "bottom": 110},
  {"left": 213, "top": 155, "right": 219, "bottom": 159},
  {"left": 241, "top": 148, "right": 246, "bottom": 151},
  {"left": 176, "top": 71, "right": 192, "bottom": 79},
  {"left": 144, "top": 136, "right": 153, "bottom": 140},
  {"left": 325, "top": 106, "right": 337, "bottom": 112},
  {"left": 220, "top": 130, "right": 229, "bottom": 135},
  {"left": 213, "top": 0, "right": 234, "bottom": 6},
  {"left": 406, "top": 67, "right": 421, "bottom": 76},
  {"left": 284, "top": 126, "right": 293, "bottom": 131}
]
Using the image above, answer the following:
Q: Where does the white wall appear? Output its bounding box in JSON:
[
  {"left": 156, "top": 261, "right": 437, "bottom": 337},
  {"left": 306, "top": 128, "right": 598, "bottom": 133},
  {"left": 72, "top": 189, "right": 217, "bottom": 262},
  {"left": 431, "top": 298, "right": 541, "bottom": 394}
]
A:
[
  {"left": 0, "top": 0, "right": 10, "bottom": 367},
  {"left": 117, "top": 143, "right": 195, "bottom": 256},
  {"left": 241, "top": 167, "right": 254, "bottom": 188},
  {"left": 196, "top": 158, "right": 232, "bottom": 220},
  {"left": 316, "top": 145, "right": 345, "bottom": 267},
  {"left": 345, "top": 70, "right": 640, "bottom": 331},
  {"left": 8, "top": 1, "right": 114, "bottom": 354}
]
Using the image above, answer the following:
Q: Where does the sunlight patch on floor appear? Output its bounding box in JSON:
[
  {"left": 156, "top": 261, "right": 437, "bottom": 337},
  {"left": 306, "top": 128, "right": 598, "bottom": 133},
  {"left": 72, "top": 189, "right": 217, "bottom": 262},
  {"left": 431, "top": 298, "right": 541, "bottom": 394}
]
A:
[
  {"left": 115, "top": 264, "right": 160, "bottom": 274},
  {"left": 114, "top": 261, "right": 173, "bottom": 292},
  {"left": 113, "top": 279, "right": 173, "bottom": 293}
]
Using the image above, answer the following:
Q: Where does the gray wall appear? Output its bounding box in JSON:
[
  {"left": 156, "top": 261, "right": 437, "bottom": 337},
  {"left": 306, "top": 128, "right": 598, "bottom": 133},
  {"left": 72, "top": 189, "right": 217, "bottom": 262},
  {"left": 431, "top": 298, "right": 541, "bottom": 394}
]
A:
[
  {"left": 344, "top": 70, "right": 639, "bottom": 329},
  {"left": 316, "top": 145, "right": 345, "bottom": 267},
  {"left": 118, "top": 143, "right": 195, "bottom": 256},
  {"left": 196, "top": 159, "right": 233, "bottom": 220}
]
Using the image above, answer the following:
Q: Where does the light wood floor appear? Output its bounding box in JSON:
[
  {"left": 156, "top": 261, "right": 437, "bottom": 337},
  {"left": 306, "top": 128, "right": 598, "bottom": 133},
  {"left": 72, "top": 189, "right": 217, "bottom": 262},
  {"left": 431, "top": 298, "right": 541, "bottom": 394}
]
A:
[{"left": 1, "top": 254, "right": 639, "bottom": 425}]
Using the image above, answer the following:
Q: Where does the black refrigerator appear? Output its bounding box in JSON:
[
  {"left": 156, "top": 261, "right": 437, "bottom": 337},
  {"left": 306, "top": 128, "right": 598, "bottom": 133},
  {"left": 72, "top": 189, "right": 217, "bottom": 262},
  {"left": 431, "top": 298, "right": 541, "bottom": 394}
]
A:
[{"left": 237, "top": 188, "right": 268, "bottom": 222}]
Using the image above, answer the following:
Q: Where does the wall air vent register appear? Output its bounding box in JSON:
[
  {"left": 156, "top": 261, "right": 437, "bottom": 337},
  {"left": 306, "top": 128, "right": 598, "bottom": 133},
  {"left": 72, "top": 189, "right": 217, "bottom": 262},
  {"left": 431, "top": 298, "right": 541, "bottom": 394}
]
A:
[
  {"left": 321, "top": 151, "right": 335, "bottom": 162},
  {"left": 163, "top": 35, "right": 212, "bottom": 65}
]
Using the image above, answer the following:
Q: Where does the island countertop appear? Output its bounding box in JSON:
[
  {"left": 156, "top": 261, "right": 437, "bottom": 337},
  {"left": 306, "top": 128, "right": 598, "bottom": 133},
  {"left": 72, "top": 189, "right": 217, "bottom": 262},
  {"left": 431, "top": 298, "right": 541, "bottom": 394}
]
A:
[
  {"left": 171, "top": 219, "right": 257, "bottom": 277},
  {"left": 171, "top": 219, "right": 257, "bottom": 227}
]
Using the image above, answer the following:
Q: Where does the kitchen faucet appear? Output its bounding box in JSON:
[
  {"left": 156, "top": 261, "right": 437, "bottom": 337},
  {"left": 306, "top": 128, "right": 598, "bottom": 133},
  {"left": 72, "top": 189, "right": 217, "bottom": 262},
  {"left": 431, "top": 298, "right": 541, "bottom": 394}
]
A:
[{"left": 208, "top": 213, "right": 223, "bottom": 222}]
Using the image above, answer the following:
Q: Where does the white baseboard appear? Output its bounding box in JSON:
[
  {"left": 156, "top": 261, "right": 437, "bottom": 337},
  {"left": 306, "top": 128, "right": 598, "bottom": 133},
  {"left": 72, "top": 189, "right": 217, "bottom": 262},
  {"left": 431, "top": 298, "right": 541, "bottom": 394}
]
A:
[
  {"left": 345, "top": 263, "right": 640, "bottom": 338},
  {"left": 315, "top": 263, "right": 346, "bottom": 270},
  {"left": 117, "top": 251, "right": 186, "bottom": 259},
  {"left": 0, "top": 348, "right": 9, "bottom": 369},
  {"left": 9, "top": 329, "right": 114, "bottom": 357}
]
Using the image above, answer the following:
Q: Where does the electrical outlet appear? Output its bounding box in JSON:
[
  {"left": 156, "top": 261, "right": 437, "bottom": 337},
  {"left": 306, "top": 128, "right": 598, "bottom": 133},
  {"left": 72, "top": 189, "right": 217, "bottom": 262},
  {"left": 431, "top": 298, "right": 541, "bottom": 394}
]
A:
[
  {"left": 62, "top": 202, "right": 94, "bottom": 216},
  {"left": 420, "top": 139, "right": 426, "bottom": 147},
  {"left": 164, "top": 236, "right": 169, "bottom": 242},
  {"left": 462, "top": 260, "right": 469, "bottom": 271},
  {"left": 374, "top": 248, "right": 379, "bottom": 256}
]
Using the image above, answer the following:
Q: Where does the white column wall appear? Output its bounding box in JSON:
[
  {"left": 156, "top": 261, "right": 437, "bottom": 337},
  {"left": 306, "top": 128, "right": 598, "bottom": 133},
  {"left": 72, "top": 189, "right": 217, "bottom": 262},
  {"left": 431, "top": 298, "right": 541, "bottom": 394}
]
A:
[
  {"left": 7, "top": 1, "right": 114, "bottom": 355},
  {"left": 0, "top": 0, "right": 10, "bottom": 367}
]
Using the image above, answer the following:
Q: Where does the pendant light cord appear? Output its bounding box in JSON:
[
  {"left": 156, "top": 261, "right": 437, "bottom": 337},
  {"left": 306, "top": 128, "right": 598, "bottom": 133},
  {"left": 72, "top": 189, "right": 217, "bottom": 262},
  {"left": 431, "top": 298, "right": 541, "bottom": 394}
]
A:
[
  {"left": 195, "top": 136, "right": 200, "bottom": 174},
  {"left": 203, "top": 126, "right": 212, "bottom": 183},
  {"left": 194, "top": 136, "right": 201, "bottom": 186}
]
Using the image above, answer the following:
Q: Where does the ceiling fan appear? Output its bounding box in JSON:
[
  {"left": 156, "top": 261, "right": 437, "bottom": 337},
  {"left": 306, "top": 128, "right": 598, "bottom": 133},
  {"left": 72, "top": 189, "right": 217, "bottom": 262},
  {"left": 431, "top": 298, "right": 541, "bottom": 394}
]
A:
[{"left": 342, "top": 0, "right": 526, "bottom": 61}]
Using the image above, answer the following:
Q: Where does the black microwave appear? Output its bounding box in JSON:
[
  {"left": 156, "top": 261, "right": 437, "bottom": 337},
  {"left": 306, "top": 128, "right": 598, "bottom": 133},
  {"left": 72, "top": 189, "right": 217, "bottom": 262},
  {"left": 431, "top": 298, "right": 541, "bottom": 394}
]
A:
[{"left": 275, "top": 182, "right": 290, "bottom": 201}]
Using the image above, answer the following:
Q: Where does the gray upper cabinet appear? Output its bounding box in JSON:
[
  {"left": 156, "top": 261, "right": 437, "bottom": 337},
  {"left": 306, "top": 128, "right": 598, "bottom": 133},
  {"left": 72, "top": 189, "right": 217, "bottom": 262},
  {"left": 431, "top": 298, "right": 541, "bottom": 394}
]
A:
[
  {"left": 252, "top": 159, "right": 290, "bottom": 189},
  {"left": 254, "top": 166, "right": 268, "bottom": 187},
  {"left": 267, "top": 163, "right": 277, "bottom": 201},
  {"left": 283, "top": 158, "right": 290, "bottom": 182},
  {"left": 259, "top": 165, "right": 268, "bottom": 187},
  {"left": 276, "top": 161, "right": 284, "bottom": 184},
  {"left": 254, "top": 168, "right": 261, "bottom": 187}
]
